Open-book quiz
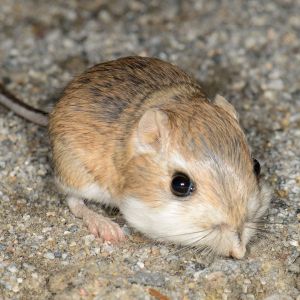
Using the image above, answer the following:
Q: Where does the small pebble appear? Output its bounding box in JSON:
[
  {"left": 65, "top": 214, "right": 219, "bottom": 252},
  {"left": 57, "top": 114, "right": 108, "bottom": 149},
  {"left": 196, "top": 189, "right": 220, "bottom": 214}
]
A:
[
  {"left": 129, "top": 271, "right": 166, "bottom": 287},
  {"left": 137, "top": 261, "right": 145, "bottom": 269},
  {"left": 83, "top": 234, "right": 95, "bottom": 246},
  {"left": 69, "top": 241, "right": 77, "bottom": 247},
  {"left": 62, "top": 253, "right": 68, "bottom": 260},
  {"left": 54, "top": 251, "right": 62, "bottom": 258},
  {"left": 7, "top": 265, "right": 18, "bottom": 273},
  {"left": 44, "top": 252, "right": 55, "bottom": 260},
  {"left": 289, "top": 240, "right": 299, "bottom": 247},
  {"left": 68, "top": 225, "right": 78, "bottom": 233}
]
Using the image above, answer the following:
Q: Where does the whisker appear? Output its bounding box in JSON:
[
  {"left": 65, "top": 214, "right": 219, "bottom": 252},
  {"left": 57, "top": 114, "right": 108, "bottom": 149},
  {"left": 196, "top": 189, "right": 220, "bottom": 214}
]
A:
[
  {"left": 194, "top": 245, "right": 211, "bottom": 257},
  {"left": 153, "top": 230, "right": 214, "bottom": 260},
  {"left": 255, "top": 233, "right": 269, "bottom": 239},
  {"left": 256, "top": 229, "right": 273, "bottom": 234},
  {"left": 153, "top": 229, "right": 211, "bottom": 239},
  {"left": 166, "top": 238, "right": 207, "bottom": 257},
  {"left": 250, "top": 221, "right": 288, "bottom": 226},
  {"left": 254, "top": 229, "right": 270, "bottom": 237},
  {"left": 202, "top": 230, "right": 220, "bottom": 260},
  {"left": 246, "top": 226, "right": 272, "bottom": 234},
  {"left": 207, "top": 248, "right": 215, "bottom": 260}
]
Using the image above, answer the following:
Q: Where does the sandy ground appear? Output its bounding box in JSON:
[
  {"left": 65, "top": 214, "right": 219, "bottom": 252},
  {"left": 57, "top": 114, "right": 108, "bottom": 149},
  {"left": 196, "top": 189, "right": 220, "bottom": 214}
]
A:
[{"left": 0, "top": 0, "right": 299, "bottom": 299}]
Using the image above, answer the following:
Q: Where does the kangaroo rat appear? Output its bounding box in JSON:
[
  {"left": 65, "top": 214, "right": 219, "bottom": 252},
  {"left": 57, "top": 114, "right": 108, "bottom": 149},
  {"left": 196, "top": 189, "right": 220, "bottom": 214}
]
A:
[{"left": 0, "top": 56, "right": 271, "bottom": 259}]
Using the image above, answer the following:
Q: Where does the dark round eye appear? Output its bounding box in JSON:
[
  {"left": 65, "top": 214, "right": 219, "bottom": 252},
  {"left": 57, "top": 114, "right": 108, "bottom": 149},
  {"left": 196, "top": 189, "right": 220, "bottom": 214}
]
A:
[
  {"left": 253, "top": 158, "right": 261, "bottom": 176},
  {"left": 171, "top": 172, "right": 195, "bottom": 197}
]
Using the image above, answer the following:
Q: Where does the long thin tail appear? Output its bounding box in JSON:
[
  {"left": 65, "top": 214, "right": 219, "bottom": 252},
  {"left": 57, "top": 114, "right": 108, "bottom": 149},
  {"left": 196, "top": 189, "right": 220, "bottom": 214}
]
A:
[{"left": 0, "top": 83, "right": 48, "bottom": 126}]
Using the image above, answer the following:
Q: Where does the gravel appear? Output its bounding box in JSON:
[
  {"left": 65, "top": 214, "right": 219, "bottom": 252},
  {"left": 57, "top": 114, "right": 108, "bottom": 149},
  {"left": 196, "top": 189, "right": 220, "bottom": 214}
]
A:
[
  {"left": 0, "top": 0, "right": 299, "bottom": 299},
  {"left": 129, "top": 271, "right": 166, "bottom": 287}
]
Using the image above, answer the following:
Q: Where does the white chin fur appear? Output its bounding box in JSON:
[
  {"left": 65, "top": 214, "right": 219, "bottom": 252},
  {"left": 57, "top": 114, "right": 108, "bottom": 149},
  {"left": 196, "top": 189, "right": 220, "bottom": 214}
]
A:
[{"left": 120, "top": 197, "right": 214, "bottom": 247}]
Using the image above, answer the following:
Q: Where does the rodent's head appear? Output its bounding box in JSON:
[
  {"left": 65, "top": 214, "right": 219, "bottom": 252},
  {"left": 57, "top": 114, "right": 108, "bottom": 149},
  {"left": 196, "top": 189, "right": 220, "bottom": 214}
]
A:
[{"left": 121, "top": 95, "right": 271, "bottom": 259}]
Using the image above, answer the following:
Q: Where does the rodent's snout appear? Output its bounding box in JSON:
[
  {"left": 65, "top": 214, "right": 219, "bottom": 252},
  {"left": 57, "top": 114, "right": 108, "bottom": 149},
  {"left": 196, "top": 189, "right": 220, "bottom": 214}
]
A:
[
  {"left": 228, "top": 245, "right": 246, "bottom": 259},
  {"left": 214, "top": 223, "right": 247, "bottom": 259}
]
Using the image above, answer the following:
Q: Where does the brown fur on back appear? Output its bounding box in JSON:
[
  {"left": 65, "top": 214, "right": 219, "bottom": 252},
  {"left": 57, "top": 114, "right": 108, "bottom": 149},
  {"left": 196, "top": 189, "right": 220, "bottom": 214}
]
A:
[
  {"left": 49, "top": 56, "right": 250, "bottom": 205},
  {"left": 49, "top": 57, "right": 206, "bottom": 195}
]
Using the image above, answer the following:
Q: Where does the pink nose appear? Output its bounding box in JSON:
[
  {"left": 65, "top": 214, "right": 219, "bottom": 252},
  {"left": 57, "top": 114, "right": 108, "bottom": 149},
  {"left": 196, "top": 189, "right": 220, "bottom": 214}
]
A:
[{"left": 229, "top": 245, "right": 246, "bottom": 259}]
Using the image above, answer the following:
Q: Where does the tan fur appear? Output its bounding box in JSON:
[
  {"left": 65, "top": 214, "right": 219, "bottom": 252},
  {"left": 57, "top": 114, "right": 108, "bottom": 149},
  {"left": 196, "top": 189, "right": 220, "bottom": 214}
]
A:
[{"left": 49, "top": 56, "right": 271, "bottom": 257}]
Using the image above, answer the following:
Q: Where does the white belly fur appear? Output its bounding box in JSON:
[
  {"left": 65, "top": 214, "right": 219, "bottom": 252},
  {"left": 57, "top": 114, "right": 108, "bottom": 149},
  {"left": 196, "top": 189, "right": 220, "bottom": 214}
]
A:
[{"left": 55, "top": 178, "right": 116, "bottom": 206}]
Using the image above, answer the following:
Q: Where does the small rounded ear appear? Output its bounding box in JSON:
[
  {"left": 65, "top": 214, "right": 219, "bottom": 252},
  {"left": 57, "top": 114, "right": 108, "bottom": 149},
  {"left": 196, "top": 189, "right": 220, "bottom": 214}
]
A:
[
  {"left": 214, "top": 94, "right": 239, "bottom": 120},
  {"left": 135, "top": 109, "right": 169, "bottom": 153}
]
